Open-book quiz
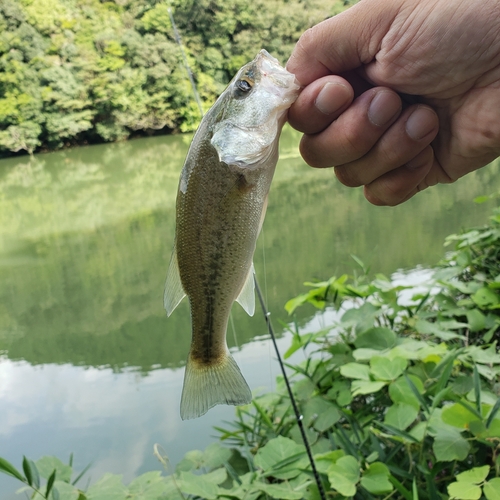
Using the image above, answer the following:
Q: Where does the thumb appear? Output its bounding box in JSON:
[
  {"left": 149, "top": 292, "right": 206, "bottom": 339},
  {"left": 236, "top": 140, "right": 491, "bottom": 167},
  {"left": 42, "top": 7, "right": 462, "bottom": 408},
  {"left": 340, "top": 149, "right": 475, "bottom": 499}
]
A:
[{"left": 286, "top": 0, "right": 399, "bottom": 86}]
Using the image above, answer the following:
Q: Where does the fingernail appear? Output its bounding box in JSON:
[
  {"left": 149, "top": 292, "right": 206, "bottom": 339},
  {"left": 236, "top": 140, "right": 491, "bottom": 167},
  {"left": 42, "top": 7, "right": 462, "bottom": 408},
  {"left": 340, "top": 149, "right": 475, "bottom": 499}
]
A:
[
  {"left": 315, "top": 82, "right": 350, "bottom": 115},
  {"left": 406, "top": 106, "right": 437, "bottom": 141},
  {"left": 368, "top": 91, "right": 401, "bottom": 126}
]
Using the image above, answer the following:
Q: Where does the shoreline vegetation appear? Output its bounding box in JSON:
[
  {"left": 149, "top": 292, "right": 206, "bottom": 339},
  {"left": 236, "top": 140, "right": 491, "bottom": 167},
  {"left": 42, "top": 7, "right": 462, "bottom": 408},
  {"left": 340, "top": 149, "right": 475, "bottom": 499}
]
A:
[
  {"left": 0, "top": 0, "right": 355, "bottom": 158},
  {"left": 1, "top": 201, "right": 499, "bottom": 498}
]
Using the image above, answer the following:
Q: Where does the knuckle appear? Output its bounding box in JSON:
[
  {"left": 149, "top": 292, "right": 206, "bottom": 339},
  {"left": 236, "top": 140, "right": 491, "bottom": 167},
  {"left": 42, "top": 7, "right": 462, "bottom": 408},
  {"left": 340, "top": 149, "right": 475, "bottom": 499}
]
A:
[
  {"left": 365, "top": 182, "right": 405, "bottom": 207},
  {"left": 334, "top": 165, "right": 363, "bottom": 187},
  {"left": 363, "top": 189, "right": 387, "bottom": 206},
  {"left": 299, "top": 137, "right": 332, "bottom": 168}
]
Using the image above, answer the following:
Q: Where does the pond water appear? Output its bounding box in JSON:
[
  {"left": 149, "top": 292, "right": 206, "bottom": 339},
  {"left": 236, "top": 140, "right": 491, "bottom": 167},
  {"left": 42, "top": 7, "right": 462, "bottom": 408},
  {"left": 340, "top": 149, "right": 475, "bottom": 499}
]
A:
[{"left": 1, "top": 127, "right": 499, "bottom": 498}]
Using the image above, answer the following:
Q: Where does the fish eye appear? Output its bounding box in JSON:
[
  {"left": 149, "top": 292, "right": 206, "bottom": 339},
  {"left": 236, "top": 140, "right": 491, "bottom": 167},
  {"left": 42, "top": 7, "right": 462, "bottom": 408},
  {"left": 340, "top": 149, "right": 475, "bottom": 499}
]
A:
[
  {"left": 236, "top": 79, "right": 252, "bottom": 92},
  {"left": 234, "top": 78, "right": 253, "bottom": 98}
]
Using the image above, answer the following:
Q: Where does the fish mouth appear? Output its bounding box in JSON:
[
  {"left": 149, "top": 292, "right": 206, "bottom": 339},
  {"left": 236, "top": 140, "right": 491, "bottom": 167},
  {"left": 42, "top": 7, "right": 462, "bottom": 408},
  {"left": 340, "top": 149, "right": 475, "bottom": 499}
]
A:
[{"left": 255, "top": 49, "right": 300, "bottom": 97}]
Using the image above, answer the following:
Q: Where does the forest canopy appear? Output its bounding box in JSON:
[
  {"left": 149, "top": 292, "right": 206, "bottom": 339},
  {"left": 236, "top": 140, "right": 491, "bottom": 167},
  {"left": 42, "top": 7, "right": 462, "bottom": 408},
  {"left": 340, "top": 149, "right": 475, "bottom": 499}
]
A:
[{"left": 0, "top": 0, "right": 355, "bottom": 156}]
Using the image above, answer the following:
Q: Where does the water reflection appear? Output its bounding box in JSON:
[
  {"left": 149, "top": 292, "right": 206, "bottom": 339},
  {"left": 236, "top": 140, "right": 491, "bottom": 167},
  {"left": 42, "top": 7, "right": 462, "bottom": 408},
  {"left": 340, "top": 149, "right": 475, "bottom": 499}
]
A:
[
  {"left": 0, "top": 127, "right": 499, "bottom": 497},
  {"left": 0, "top": 333, "right": 297, "bottom": 500}
]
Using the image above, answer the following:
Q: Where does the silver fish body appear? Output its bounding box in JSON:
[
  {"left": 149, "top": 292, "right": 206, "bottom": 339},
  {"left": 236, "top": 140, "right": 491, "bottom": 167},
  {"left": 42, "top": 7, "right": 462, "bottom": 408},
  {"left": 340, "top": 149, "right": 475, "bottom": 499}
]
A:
[{"left": 164, "top": 50, "right": 299, "bottom": 420}]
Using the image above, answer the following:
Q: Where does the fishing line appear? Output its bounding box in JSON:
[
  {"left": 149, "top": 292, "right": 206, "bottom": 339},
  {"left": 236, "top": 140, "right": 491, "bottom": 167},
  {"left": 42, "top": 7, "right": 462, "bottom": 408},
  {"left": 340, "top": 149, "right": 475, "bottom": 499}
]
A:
[
  {"left": 229, "top": 311, "right": 238, "bottom": 348},
  {"left": 229, "top": 311, "right": 242, "bottom": 364},
  {"left": 260, "top": 228, "right": 275, "bottom": 392},
  {"left": 254, "top": 276, "right": 327, "bottom": 500}
]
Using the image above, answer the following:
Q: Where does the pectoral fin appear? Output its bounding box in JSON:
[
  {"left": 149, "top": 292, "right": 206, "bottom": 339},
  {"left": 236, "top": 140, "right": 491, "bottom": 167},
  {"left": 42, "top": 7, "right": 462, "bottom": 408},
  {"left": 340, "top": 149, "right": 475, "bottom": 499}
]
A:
[
  {"left": 236, "top": 263, "right": 255, "bottom": 316},
  {"left": 164, "top": 245, "right": 186, "bottom": 316}
]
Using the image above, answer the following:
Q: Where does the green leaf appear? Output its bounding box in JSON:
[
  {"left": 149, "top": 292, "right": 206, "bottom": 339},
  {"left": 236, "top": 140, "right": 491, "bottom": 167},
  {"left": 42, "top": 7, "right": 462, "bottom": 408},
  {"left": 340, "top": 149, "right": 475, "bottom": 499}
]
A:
[
  {"left": 22, "top": 456, "right": 40, "bottom": 489},
  {"left": 341, "top": 303, "right": 379, "bottom": 334},
  {"left": 484, "top": 478, "right": 500, "bottom": 500},
  {"left": 314, "top": 450, "right": 345, "bottom": 475},
  {"left": 86, "top": 473, "right": 127, "bottom": 500},
  {"left": 293, "top": 378, "right": 316, "bottom": 401},
  {"left": 486, "top": 418, "right": 500, "bottom": 438},
  {"left": 285, "top": 293, "right": 310, "bottom": 315},
  {"left": 162, "top": 476, "right": 190, "bottom": 500},
  {"left": 128, "top": 471, "right": 167, "bottom": 499},
  {"left": 452, "top": 376, "right": 474, "bottom": 395},
  {"left": 472, "top": 287, "right": 499, "bottom": 307},
  {"left": 466, "top": 309, "right": 486, "bottom": 332},
  {"left": 257, "top": 483, "right": 304, "bottom": 499},
  {"left": 254, "top": 436, "right": 305, "bottom": 472},
  {"left": 370, "top": 356, "right": 407, "bottom": 381},
  {"left": 433, "top": 427, "right": 470, "bottom": 461},
  {"left": 340, "top": 362, "right": 370, "bottom": 380},
  {"left": 442, "top": 403, "right": 481, "bottom": 429},
  {"left": 365, "top": 452, "right": 379, "bottom": 463},
  {"left": 354, "top": 327, "right": 396, "bottom": 350},
  {"left": 360, "top": 462, "right": 393, "bottom": 495},
  {"left": 469, "top": 420, "right": 488, "bottom": 437},
  {"left": 473, "top": 364, "right": 482, "bottom": 413},
  {"left": 52, "top": 486, "right": 60, "bottom": 500},
  {"left": 0, "top": 457, "right": 25, "bottom": 482},
  {"left": 177, "top": 471, "right": 220, "bottom": 500},
  {"left": 447, "top": 481, "right": 482, "bottom": 499},
  {"left": 413, "top": 478, "right": 419, "bottom": 500},
  {"left": 303, "top": 396, "right": 340, "bottom": 432},
  {"left": 35, "top": 456, "right": 72, "bottom": 483},
  {"left": 327, "top": 456, "right": 360, "bottom": 497},
  {"left": 46, "top": 470, "right": 57, "bottom": 498},
  {"left": 409, "top": 422, "right": 427, "bottom": 441},
  {"left": 473, "top": 195, "right": 492, "bottom": 204},
  {"left": 202, "top": 443, "right": 232, "bottom": 469},
  {"left": 284, "top": 333, "right": 308, "bottom": 359},
  {"left": 202, "top": 468, "right": 227, "bottom": 485},
  {"left": 389, "top": 375, "right": 424, "bottom": 408},
  {"left": 352, "top": 347, "right": 383, "bottom": 360},
  {"left": 351, "top": 380, "right": 386, "bottom": 396},
  {"left": 455, "top": 466, "right": 490, "bottom": 484},
  {"left": 432, "top": 350, "right": 460, "bottom": 394},
  {"left": 50, "top": 481, "right": 79, "bottom": 500},
  {"left": 384, "top": 403, "right": 419, "bottom": 430},
  {"left": 375, "top": 421, "right": 420, "bottom": 443},
  {"left": 415, "top": 319, "right": 463, "bottom": 340},
  {"left": 468, "top": 344, "right": 500, "bottom": 364},
  {"left": 289, "top": 425, "right": 318, "bottom": 455},
  {"left": 486, "top": 397, "right": 500, "bottom": 428}
]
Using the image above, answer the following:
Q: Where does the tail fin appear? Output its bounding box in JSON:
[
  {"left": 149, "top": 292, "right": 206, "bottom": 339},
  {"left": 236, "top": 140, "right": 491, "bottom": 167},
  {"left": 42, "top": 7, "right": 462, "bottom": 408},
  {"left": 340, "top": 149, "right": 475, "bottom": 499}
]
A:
[{"left": 180, "top": 351, "right": 252, "bottom": 420}]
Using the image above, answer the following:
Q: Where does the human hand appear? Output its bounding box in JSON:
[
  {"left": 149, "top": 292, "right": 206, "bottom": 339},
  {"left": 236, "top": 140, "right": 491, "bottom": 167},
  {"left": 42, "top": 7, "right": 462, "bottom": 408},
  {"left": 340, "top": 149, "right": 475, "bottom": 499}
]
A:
[{"left": 287, "top": 0, "right": 500, "bottom": 205}]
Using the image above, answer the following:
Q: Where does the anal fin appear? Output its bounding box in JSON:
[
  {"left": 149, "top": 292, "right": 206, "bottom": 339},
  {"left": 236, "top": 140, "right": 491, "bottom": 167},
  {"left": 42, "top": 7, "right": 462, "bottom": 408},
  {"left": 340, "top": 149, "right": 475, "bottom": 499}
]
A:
[
  {"left": 164, "top": 245, "right": 186, "bottom": 316},
  {"left": 235, "top": 263, "right": 255, "bottom": 316}
]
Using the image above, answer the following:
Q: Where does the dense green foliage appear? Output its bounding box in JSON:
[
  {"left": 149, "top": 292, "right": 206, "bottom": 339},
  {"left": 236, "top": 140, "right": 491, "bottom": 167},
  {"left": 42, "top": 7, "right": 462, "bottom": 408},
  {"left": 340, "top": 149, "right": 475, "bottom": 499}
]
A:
[
  {"left": 0, "top": 0, "right": 354, "bottom": 156},
  {"left": 2, "top": 203, "right": 500, "bottom": 499}
]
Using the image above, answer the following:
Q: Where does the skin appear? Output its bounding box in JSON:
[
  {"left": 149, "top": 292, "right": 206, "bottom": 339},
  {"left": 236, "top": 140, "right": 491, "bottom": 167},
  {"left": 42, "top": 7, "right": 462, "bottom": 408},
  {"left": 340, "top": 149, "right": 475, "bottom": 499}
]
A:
[{"left": 286, "top": 0, "right": 500, "bottom": 206}]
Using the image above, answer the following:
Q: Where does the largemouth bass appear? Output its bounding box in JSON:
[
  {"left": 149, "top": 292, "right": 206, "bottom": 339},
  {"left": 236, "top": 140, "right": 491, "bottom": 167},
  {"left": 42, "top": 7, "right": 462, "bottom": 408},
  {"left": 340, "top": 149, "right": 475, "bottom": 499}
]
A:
[{"left": 164, "top": 50, "right": 299, "bottom": 420}]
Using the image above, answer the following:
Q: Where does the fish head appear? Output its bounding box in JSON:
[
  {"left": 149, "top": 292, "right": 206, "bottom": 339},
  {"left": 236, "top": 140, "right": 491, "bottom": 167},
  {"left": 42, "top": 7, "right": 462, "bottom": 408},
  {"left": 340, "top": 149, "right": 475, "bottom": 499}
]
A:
[{"left": 211, "top": 50, "right": 300, "bottom": 168}]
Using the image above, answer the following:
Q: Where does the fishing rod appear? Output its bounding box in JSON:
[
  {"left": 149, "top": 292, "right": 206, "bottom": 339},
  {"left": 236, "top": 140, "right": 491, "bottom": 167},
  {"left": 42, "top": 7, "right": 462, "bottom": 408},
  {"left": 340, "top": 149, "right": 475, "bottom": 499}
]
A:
[{"left": 254, "top": 276, "right": 327, "bottom": 500}]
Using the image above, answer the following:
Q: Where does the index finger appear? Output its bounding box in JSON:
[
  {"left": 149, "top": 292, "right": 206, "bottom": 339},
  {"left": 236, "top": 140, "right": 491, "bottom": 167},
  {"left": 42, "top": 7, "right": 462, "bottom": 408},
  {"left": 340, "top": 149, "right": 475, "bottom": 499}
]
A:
[{"left": 286, "top": 0, "right": 397, "bottom": 86}]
